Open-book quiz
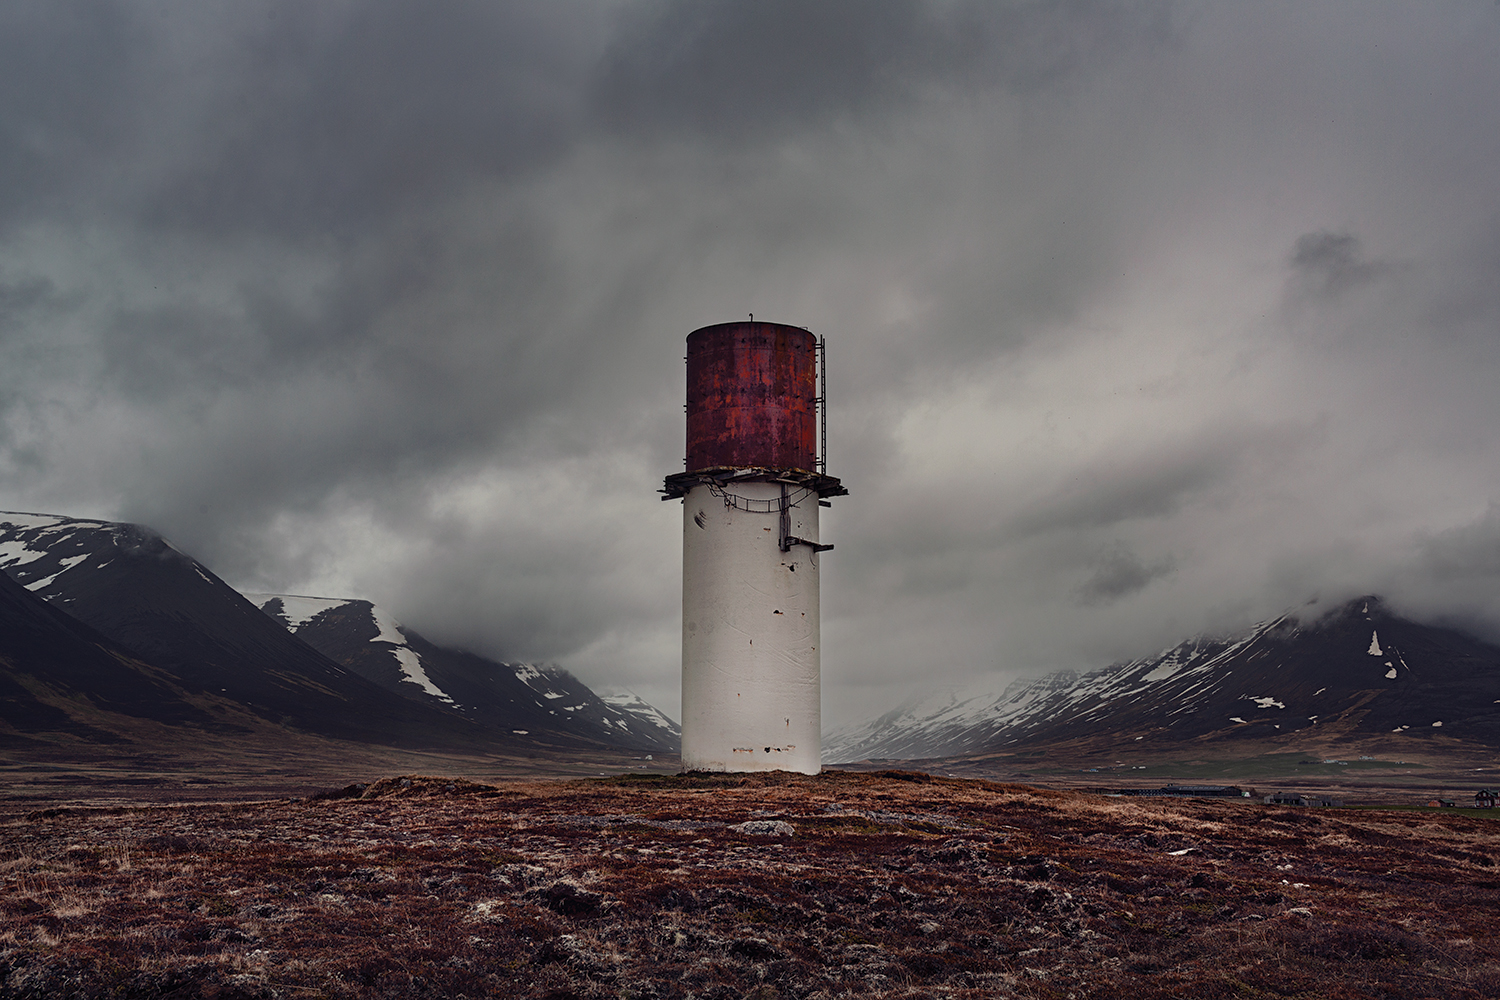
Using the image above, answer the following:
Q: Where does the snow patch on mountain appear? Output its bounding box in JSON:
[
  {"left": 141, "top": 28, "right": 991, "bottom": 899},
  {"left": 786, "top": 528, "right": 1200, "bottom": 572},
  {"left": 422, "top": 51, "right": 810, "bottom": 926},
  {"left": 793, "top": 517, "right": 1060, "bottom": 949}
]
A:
[
  {"left": 512, "top": 664, "right": 581, "bottom": 704},
  {"left": 598, "top": 687, "right": 681, "bottom": 732},
  {"left": 249, "top": 594, "right": 350, "bottom": 629},
  {"left": 247, "top": 592, "right": 459, "bottom": 706},
  {"left": 24, "top": 553, "right": 91, "bottom": 592},
  {"left": 369, "top": 605, "right": 405, "bottom": 645},
  {"left": 1141, "top": 660, "right": 1183, "bottom": 683},
  {"left": 393, "top": 646, "right": 454, "bottom": 704},
  {"left": 0, "top": 515, "right": 74, "bottom": 573},
  {"left": 331, "top": 604, "right": 458, "bottom": 706}
]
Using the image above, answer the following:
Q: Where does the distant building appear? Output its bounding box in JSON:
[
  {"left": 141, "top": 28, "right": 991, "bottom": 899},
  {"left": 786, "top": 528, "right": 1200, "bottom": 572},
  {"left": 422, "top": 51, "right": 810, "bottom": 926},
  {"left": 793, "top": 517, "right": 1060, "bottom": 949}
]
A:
[
  {"left": 1263, "top": 792, "right": 1342, "bottom": 807},
  {"left": 1475, "top": 790, "right": 1497, "bottom": 809}
]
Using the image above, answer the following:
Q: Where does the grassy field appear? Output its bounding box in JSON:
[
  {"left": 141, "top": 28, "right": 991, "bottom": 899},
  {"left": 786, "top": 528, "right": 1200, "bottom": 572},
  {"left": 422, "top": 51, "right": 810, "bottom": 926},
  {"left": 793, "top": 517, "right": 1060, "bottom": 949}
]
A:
[
  {"left": 1039, "top": 752, "right": 1433, "bottom": 780},
  {"left": 1, "top": 769, "right": 1497, "bottom": 998},
  {"left": 884, "top": 739, "right": 1499, "bottom": 806}
]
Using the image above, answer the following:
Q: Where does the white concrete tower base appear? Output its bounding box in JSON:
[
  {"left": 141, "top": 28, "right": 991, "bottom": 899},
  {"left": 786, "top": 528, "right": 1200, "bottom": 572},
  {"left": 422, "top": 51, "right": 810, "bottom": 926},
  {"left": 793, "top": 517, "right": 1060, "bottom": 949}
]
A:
[{"left": 680, "top": 481, "right": 821, "bottom": 774}]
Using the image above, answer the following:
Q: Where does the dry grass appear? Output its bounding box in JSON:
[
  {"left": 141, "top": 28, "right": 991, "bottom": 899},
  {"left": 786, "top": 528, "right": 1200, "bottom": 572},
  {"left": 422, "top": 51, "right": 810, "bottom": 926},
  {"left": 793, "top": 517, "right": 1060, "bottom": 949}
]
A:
[{"left": 0, "top": 770, "right": 1496, "bottom": 998}]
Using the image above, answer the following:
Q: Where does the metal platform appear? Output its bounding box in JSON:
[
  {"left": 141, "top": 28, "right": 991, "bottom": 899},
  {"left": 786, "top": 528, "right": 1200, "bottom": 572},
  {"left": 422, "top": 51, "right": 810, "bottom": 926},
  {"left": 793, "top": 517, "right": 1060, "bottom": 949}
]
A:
[{"left": 660, "top": 466, "right": 847, "bottom": 502}]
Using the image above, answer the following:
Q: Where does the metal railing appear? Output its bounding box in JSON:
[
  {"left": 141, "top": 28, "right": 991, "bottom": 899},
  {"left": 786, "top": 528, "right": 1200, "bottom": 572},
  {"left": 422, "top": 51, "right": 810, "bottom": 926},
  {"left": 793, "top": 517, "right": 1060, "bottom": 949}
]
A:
[{"left": 816, "top": 335, "right": 827, "bottom": 473}]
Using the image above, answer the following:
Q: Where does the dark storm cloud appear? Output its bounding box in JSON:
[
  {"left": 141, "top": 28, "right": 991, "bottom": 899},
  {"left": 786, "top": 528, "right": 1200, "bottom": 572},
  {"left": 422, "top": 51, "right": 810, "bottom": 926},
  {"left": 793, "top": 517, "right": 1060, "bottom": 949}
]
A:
[
  {"left": 1289, "top": 231, "right": 1390, "bottom": 297},
  {"left": 139, "top": 1, "right": 596, "bottom": 238},
  {"left": 0, "top": 0, "right": 1176, "bottom": 578},
  {"left": 1375, "top": 504, "right": 1500, "bottom": 647},
  {"left": 1076, "top": 544, "right": 1176, "bottom": 606},
  {"left": 593, "top": 0, "right": 1173, "bottom": 141},
  {"left": 842, "top": 432, "right": 1236, "bottom": 596},
  {"left": 1424, "top": 217, "right": 1500, "bottom": 334},
  {"left": 0, "top": 0, "right": 613, "bottom": 551},
  {"left": 6, "top": 0, "right": 1172, "bottom": 244},
  {"left": 0, "top": 274, "right": 58, "bottom": 322},
  {"left": 0, "top": 1, "right": 135, "bottom": 230},
  {"left": 1009, "top": 436, "right": 1237, "bottom": 536},
  {"left": 0, "top": 271, "right": 64, "bottom": 448},
  {"left": 4, "top": 1, "right": 1500, "bottom": 723},
  {"left": 1418, "top": 504, "right": 1500, "bottom": 583}
]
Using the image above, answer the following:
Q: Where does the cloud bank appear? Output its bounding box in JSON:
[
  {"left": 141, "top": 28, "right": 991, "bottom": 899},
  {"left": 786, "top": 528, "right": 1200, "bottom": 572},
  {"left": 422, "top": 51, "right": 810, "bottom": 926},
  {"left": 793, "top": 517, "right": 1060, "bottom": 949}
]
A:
[{"left": 3, "top": 1, "right": 1500, "bottom": 724}]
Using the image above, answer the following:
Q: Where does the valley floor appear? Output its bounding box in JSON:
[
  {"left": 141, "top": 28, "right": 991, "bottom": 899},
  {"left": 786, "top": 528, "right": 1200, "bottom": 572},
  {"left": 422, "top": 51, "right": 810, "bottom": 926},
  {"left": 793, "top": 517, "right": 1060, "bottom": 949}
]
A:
[
  {"left": 0, "top": 740, "right": 679, "bottom": 810},
  {"left": 839, "top": 738, "right": 1500, "bottom": 808},
  {"left": 1, "top": 770, "right": 1497, "bottom": 999}
]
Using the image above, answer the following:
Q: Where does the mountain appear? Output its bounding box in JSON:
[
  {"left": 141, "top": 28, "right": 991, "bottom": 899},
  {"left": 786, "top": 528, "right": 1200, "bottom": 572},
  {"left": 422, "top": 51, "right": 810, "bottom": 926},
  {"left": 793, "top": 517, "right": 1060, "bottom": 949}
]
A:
[
  {"left": 597, "top": 687, "right": 682, "bottom": 739},
  {"left": 0, "top": 562, "right": 236, "bottom": 747},
  {"left": 246, "top": 594, "right": 679, "bottom": 753},
  {"left": 825, "top": 597, "right": 1500, "bottom": 762},
  {"left": 0, "top": 511, "right": 522, "bottom": 750}
]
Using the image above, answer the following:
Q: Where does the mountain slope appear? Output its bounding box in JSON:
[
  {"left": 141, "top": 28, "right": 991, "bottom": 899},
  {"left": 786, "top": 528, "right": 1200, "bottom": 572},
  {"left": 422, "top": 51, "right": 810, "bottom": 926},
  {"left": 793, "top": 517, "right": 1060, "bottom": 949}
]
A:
[
  {"left": 0, "top": 565, "right": 214, "bottom": 745},
  {"left": 597, "top": 687, "right": 682, "bottom": 740},
  {"left": 825, "top": 597, "right": 1500, "bottom": 762},
  {"left": 248, "top": 594, "right": 679, "bottom": 753},
  {"left": 0, "top": 512, "right": 512, "bottom": 749}
]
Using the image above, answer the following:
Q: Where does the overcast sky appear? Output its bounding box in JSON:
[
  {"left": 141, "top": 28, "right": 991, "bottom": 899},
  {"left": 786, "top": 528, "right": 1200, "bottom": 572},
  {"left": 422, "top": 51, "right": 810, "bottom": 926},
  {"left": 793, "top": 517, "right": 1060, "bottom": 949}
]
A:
[{"left": 3, "top": 1, "right": 1500, "bottom": 727}]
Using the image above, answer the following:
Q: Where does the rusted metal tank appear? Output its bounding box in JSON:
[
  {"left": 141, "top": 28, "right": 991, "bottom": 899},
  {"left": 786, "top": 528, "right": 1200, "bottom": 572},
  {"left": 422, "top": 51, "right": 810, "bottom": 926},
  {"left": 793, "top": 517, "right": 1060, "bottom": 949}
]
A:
[{"left": 685, "top": 322, "right": 818, "bottom": 472}]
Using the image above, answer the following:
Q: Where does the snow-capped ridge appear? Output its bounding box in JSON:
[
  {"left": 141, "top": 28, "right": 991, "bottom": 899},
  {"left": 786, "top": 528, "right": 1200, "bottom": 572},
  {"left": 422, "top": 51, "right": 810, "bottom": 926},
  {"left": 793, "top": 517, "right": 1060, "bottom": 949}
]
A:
[
  {"left": 247, "top": 593, "right": 457, "bottom": 706},
  {"left": 246, "top": 591, "right": 679, "bottom": 753},
  {"left": 246, "top": 593, "right": 352, "bottom": 629},
  {"left": 598, "top": 687, "right": 680, "bottom": 732},
  {"left": 1, "top": 513, "right": 194, "bottom": 594},
  {"left": 825, "top": 596, "right": 1500, "bottom": 762},
  {"left": 0, "top": 512, "right": 480, "bottom": 746}
]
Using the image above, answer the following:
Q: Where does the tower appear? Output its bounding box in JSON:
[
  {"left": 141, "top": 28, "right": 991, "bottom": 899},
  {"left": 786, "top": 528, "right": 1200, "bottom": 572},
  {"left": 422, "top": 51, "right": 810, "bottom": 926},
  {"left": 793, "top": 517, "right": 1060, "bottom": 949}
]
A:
[{"left": 662, "top": 321, "right": 847, "bottom": 774}]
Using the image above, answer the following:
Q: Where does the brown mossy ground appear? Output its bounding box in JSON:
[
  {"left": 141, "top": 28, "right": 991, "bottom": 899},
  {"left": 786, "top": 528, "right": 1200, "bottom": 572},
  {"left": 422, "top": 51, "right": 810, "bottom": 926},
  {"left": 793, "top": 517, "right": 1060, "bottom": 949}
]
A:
[{"left": 1, "top": 770, "right": 1497, "bottom": 998}]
